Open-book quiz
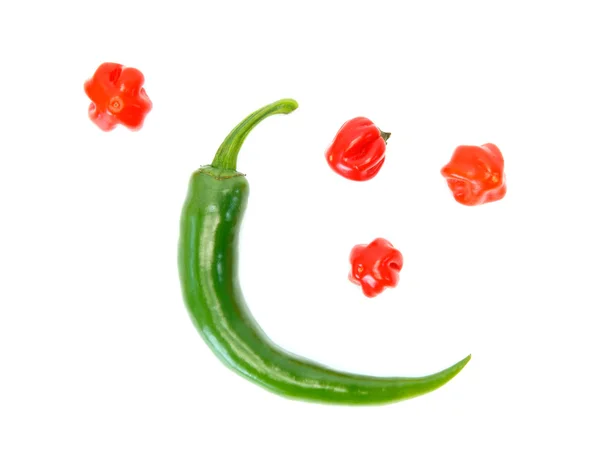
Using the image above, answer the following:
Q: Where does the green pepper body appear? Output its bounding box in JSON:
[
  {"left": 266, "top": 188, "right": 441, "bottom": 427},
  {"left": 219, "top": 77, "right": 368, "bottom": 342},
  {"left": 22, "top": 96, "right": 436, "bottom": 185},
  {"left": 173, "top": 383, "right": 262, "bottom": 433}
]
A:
[{"left": 178, "top": 99, "right": 470, "bottom": 405}]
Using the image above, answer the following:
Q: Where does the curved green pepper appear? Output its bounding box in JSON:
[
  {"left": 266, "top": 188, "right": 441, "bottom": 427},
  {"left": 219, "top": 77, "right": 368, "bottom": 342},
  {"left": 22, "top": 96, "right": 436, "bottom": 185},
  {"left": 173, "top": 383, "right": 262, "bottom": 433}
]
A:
[{"left": 178, "top": 99, "right": 470, "bottom": 405}]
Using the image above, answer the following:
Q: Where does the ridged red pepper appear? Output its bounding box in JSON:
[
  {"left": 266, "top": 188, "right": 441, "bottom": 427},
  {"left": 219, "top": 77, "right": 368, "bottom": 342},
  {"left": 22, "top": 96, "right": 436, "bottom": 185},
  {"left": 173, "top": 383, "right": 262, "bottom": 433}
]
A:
[
  {"left": 349, "top": 238, "right": 403, "bottom": 298},
  {"left": 441, "top": 143, "right": 507, "bottom": 206},
  {"left": 84, "top": 63, "right": 152, "bottom": 132},
  {"left": 325, "top": 117, "right": 391, "bottom": 181}
]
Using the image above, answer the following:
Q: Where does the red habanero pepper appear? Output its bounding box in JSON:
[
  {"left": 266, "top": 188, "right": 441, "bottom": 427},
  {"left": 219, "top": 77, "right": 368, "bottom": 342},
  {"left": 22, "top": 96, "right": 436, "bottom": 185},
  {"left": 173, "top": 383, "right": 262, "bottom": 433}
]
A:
[
  {"left": 349, "top": 238, "right": 403, "bottom": 298},
  {"left": 325, "top": 117, "right": 391, "bottom": 181},
  {"left": 441, "top": 143, "right": 507, "bottom": 206},
  {"left": 84, "top": 63, "right": 152, "bottom": 131}
]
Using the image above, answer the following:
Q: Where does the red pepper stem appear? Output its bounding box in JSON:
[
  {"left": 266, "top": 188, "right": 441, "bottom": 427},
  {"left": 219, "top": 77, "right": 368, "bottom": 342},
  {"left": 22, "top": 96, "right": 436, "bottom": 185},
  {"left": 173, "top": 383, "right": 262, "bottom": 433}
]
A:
[
  {"left": 379, "top": 130, "right": 391, "bottom": 143},
  {"left": 212, "top": 99, "right": 299, "bottom": 171}
]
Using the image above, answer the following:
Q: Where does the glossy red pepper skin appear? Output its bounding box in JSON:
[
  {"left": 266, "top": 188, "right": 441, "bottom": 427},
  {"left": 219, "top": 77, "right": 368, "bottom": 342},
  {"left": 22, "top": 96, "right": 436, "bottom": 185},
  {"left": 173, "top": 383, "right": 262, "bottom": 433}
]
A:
[
  {"left": 441, "top": 143, "right": 507, "bottom": 206},
  {"left": 349, "top": 238, "right": 403, "bottom": 298},
  {"left": 325, "top": 117, "right": 391, "bottom": 181},
  {"left": 84, "top": 63, "right": 152, "bottom": 131}
]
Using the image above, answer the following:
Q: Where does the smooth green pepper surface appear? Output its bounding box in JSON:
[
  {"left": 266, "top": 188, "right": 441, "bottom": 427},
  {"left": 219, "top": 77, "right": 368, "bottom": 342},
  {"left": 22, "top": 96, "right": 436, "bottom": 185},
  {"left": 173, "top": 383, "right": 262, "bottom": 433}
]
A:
[{"left": 178, "top": 99, "right": 470, "bottom": 405}]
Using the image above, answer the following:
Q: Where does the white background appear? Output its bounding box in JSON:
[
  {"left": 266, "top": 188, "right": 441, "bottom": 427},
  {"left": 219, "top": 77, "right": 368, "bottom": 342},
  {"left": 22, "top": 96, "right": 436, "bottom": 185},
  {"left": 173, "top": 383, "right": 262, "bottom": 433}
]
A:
[{"left": 1, "top": 0, "right": 599, "bottom": 457}]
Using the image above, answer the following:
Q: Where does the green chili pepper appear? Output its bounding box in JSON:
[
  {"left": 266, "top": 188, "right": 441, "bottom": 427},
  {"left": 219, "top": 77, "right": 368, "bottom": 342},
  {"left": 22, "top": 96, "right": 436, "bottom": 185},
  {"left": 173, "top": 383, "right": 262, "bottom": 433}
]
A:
[{"left": 178, "top": 99, "right": 471, "bottom": 405}]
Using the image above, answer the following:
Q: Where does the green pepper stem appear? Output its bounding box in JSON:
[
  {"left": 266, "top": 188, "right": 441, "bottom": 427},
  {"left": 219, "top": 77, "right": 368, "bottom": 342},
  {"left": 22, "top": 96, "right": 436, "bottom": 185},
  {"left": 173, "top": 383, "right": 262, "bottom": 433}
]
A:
[{"left": 212, "top": 98, "right": 299, "bottom": 171}]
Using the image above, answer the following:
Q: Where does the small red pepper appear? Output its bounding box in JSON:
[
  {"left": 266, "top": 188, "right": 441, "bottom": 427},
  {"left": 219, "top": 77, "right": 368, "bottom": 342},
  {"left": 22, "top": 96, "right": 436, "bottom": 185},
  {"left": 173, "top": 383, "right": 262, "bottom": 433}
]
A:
[
  {"left": 325, "top": 117, "right": 391, "bottom": 181},
  {"left": 349, "top": 238, "right": 403, "bottom": 298},
  {"left": 84, "top": 63, "right": 152, "bottom": 132},
  {"left": 441, "top": 143, "right": 507, "bottom": 206}
]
